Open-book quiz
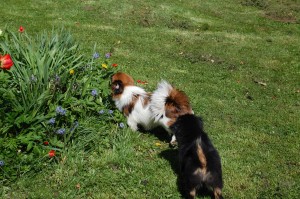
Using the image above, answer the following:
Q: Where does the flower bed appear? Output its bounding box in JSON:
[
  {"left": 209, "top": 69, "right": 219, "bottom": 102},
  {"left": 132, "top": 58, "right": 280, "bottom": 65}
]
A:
[{"left": 0, "top": 27, "right": 123, "bottom": 182}]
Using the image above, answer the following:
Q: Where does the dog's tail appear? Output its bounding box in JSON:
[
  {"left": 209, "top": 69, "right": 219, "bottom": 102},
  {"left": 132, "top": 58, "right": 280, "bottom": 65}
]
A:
[
  {"left": 150, "top": 81, "right": 173, "bottom": 122},
  {"left": 150, "top": 80, "right": 193, "bottom": 123}
]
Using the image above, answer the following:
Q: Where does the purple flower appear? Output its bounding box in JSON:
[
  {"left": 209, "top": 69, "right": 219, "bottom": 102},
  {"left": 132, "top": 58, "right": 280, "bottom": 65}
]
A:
[
  {"left": 99, "top": 110, "right": 105, "bottom": 114},
  {"left": 93, "top": 52, "right": 100, "bottom": 59},
  {"left": 31, "top": 74, "right": 37, "bottom": 82},
  {"left": 91, "top": 89, "right": 98, "bottom": 97},
  {"left": 56, "top": 106, "right": 67, "bottom": 116},
  {"left": 56, "top": 106, "right": 63, "bottom": 114},
  {"left": 48, "top": 118, "right": 56, "bottom": 125},
  {"left": 108, "top": 110, "right": 113, "bottom": 114},
  {"left": 105, "top": 53, "right": 111, "bottom": 58},
  {"left": 0, "top": 160, "right": 4, "bottom": 166},
  {"left": 56, "top": 128, "right": 66, "bottom": 135},
  {"left": 119, "top": 123, "right": 125, "bottom": 128}
]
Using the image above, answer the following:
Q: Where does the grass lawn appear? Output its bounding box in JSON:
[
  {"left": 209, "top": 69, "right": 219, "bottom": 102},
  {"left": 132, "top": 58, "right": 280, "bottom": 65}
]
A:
[{"left": 1, "top": 0, "right": 299, "bottom": 198}]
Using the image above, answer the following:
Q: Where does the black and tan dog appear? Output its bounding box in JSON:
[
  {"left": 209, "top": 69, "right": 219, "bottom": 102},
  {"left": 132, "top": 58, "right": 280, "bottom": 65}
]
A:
[{"left": 170, "top": 114, "right": 223, "bottom": 199}]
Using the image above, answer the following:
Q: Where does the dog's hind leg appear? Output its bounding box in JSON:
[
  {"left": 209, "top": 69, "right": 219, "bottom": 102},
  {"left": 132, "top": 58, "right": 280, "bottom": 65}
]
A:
[
  {"left": 213, "top": 187, "right": 223, "bottom": 199},
  {"left": 188, "top": 187, "right": 196, "bottom": 199}
]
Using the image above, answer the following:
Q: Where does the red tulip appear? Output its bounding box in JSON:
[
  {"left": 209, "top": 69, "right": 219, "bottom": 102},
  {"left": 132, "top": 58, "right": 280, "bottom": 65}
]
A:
[
  {"left": 0, "top": 54, "right": 14, "bottom": 70},
  {"left": 19, "top": 26, "right": 24, "bottom": 33},
  {"left": 43, "top": 141, "right": 49, "bottom": 146},
  {"left": 49, "top": 150, "right": 56, "bottom": 158},
  {"left": 112, "top": 63, "right": 118, "bottom": 67}
]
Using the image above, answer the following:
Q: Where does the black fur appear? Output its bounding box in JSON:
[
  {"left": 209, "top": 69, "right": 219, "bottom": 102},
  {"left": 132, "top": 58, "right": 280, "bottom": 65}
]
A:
[{"left": 170, "top": 114, "right": 223, "bottom": 199}]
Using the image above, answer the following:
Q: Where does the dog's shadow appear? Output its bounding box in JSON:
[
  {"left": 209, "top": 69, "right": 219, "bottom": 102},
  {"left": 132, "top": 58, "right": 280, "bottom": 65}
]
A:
[
  {"left": 158, "top": 148, "right": 183, "bottom": 196},
  {"left": 139, "top": 126, "right": 215, "bottom": 198},
  {"left": 159, "top": 149, "right": 215, "bottom": 199},
  {"left": 138, "top": 125, "right": 171, "bottom": 143},
  {"left": 159, "top": 148, "right": 180, "bottom": 174}
]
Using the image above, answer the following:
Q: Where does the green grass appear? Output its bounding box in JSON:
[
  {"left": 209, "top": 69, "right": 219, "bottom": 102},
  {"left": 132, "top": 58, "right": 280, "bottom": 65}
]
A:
[{"left": 1, "top": 0, "right": 300, "bottom": 198}]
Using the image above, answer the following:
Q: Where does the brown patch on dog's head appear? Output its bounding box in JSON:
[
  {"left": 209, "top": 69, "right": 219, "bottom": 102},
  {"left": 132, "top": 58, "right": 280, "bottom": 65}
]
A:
[
  {"left": 165, "top": 88, "right": 193, "bottom": 124},
  {"left": 111, "top": 72, "right": 135, "bottom": 99}
]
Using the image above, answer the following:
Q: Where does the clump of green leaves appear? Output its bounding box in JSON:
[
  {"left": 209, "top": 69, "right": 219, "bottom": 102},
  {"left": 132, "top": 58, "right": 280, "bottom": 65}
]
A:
[{"left": 0, "top": 28, "right": 121, "bottom": 183}]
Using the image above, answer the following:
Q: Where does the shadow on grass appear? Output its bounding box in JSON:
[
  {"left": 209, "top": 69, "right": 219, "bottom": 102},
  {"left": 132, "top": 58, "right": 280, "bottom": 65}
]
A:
[
  {"left": 138, "top": 125, "right": 172, "bottom": 143},
  {"left": 159, "top": 148, "right": 180, "bottom": 175},
  {"left": 159, "top": 148, "right": 183, "bottom": 198}
]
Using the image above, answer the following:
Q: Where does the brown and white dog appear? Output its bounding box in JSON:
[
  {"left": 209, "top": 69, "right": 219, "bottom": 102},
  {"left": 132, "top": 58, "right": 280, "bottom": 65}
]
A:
[
  {"left": 111, "top": 72, "right": 157, "bottom": 131},
  {"left": 150, "top": 81, "right": 194, "bottom": 144}
]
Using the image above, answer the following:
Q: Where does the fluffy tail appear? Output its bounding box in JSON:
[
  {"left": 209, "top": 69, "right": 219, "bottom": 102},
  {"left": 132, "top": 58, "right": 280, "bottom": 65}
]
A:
[
  {"left": 150, "top": 80, "right": 173, "bottom": 122},
  {"left": 150, "top": 80, "right": 193, "bottom": 123}
]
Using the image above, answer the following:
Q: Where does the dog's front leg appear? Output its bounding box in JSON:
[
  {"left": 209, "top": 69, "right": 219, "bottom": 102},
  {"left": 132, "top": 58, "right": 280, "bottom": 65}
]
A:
[
  {"left": 170, "top": 134, "right": 177, "bottom": 146},
  {"left": 127, "top": 117, "right": 138, "bottom": 131}
]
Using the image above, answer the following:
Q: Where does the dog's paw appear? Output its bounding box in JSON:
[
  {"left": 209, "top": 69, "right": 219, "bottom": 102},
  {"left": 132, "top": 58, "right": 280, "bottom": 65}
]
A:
[
  {"left": 129, "top": 125, "right": 138, "bottom": 131},
  {"left": 169, "top": 135, "right": 177, "bottom": 147},
  {"left": 127, "top": 119, "right": 139, "bottom": 131},
  {"left": 169, "top": 140, "right": 178, "bottom": 148}
]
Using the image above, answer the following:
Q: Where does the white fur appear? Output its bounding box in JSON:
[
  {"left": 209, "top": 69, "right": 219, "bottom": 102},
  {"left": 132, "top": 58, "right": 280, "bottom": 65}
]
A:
[
  {"left": 150, "top": 81, "right": 194, "bottom": 146},
  {"left": 113, "top": 85, "right": 157, "bottom": 131},
  {"left": 150, "top": 80, "right": 173, "bottom": 133}
]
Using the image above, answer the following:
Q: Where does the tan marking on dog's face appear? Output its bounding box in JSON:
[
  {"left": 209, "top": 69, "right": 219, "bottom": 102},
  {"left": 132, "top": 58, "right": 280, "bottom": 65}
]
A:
[
  {"left": 111, "top": 72, "right": 135, "bottom": 99},
  {"left": 213, "top": 187, "right": 222, "bottom": 199},
  {"left": 164, "top": 88, "right": 193, "bottom": 123},
  {"left": 196, "top": 143, "right": 207, "bottom": 174}
]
